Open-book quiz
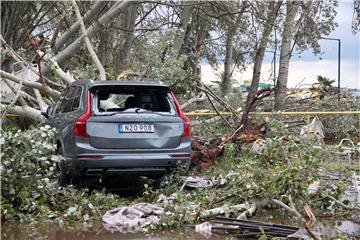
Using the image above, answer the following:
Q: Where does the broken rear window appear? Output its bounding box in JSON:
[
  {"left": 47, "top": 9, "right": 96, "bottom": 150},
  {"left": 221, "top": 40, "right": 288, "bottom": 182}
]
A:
[{"left": 92, "top": 85, "right": 175, "bottom": 114}]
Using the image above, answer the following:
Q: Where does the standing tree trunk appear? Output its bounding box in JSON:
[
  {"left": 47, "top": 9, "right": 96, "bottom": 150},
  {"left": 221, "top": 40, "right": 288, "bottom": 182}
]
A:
[
  {"left": 172, "top": 3, "right": 194, "bottom": 57},
  {"left": 116, "top": 3, "right": 138, "bottom": 71},
  {"left": 222, "top": 27, "right": 236, "bottom": 96},
  {"left": 221, "top": 3, "right": 248, "bottom": 96},
  {"left": 274, "top": 1, "right": 300, "bottom": 110},
  {"left": 192, "top": 25, "right": 206, "bottom": 78},
  {"left": 241, "top": 1, "right": 282, "bottom": 127}
]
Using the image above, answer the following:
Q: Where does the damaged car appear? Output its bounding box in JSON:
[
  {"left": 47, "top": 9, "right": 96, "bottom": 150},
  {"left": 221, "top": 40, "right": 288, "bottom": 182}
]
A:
[{"left": 42, "top": 80, "right": 191, "bottom": 188}]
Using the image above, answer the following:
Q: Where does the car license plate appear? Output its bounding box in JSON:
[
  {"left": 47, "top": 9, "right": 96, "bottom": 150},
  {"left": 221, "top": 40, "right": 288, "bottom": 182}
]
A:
[{"left": 118, "top": 124, "right": 155, "bottom": 133}]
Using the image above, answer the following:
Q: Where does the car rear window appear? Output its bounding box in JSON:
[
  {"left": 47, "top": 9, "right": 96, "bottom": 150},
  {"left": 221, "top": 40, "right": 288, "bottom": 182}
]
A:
[{"left": 91, "top": 85, "right": 176, "bottom": 114}]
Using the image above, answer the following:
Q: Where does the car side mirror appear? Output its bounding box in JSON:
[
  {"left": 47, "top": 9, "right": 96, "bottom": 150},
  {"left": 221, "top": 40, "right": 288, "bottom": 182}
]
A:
[{"left": 41, "top": 105, "right": 52, "bottom": 118}]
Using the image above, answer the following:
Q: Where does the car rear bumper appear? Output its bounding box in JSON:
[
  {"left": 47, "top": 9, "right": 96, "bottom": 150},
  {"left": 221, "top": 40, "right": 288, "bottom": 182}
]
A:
[{"left": 63, "top": 153, "right": 190, "bottom": 177}]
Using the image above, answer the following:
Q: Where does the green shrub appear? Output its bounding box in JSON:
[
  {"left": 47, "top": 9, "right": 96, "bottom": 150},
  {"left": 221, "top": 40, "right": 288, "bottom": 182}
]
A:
[
  {"left": 0, "top": 126, "right": 128, "bottom": 223},
  {"left": 1, "top": 125, "right": 58, "bottom": 220}
]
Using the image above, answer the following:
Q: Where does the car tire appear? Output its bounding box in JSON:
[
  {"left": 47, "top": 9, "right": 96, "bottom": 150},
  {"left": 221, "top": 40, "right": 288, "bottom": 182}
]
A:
[
  {"left": 56, "top": 146, "right": 77, "bottom": 187},
  {"left": 58, "top": 171, "right": 71, "bottom": 187}
]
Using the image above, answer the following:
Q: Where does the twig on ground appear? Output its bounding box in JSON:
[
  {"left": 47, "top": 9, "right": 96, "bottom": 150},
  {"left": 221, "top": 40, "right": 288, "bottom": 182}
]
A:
[
  {"left": 324, "top": 194, "right": 360, "bottom": 211},
  {"left": 272, "top": 199, "right": 320, "bottom": 240},
  {"left": 237, "top": 202, "right": 257, "bottom": 220}
]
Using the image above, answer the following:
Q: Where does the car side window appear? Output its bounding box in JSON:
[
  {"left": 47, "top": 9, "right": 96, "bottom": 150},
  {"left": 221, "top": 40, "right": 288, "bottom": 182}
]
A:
[
  {"left": 69, "top": 87, "right": 82, "bottom": 112},
  {"left": 52, "top": 89, "right": 67, "bottom": 115},
  {"left": 58, "top": 87, "right": 74, "bottom": 113}
]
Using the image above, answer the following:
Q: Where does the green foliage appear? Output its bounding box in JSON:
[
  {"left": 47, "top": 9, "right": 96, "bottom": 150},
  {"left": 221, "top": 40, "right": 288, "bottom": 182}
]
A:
[
  {"left": 1, "top": 125, "right": 58, "bottom": 220},
  {"left": 310, "top": 75, "right": 337, "bottom": 98},
  {"left": 141, "top": 135, "right": 330, "bottom": 228},
  {"left": 208, "top": 137, "right": 322, "bottom": 202},
  {"left": 127, "top": 30, "right": 190, "bottom": 85},
  {"left": 0, "top": 126, "right": 129, "bottom": 223}
]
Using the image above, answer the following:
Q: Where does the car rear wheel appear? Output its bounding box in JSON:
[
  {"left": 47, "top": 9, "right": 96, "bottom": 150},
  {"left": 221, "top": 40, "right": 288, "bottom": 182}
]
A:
[
  {"left": 58, "top": 170, "right": 71, "bottom": 187},
  {"left": 56, "top": 146, "right": 78, "bottom": 187}
]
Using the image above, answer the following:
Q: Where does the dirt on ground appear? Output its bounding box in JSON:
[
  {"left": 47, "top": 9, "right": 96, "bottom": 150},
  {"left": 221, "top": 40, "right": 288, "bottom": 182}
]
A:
[{"left": 191, "top": 123, "right": 265, "bottom": 171}]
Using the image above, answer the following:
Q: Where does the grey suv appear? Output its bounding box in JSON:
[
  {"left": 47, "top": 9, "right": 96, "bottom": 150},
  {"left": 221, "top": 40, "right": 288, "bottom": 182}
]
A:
[{"left": 42, "top": 80, "right": 191, "bottom": 187}]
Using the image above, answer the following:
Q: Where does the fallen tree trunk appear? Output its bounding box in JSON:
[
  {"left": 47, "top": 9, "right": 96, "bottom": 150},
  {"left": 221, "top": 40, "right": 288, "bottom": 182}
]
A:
[
  {"left": 0, "top": 70, "right": 60, "bottom": 98},
  {"left": 71, "top": 0, "right": 106, "bottom": 80},
  {"left": 53, "top": 1, "right": 108, "bottom": 53},
  {"left": 51, "top": 1, "right": 133, "bottom": 68},
  {"left": 1, "top": 104, "right": 43, "bottom": 121}
]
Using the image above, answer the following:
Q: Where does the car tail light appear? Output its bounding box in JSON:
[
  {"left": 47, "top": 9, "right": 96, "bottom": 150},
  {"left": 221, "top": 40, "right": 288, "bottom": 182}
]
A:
[
  {"left": 170, "top": 91, "right": 191, "bottom": 138},
  {"left": 73, "top": 91, "right": 91, "bottom": 138}
]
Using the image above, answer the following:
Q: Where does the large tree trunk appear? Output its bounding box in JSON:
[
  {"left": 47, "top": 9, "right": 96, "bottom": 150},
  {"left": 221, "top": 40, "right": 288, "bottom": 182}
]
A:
[
  {"left": 221, "top": 4, "right": 247, "bottom": 96},
  {"left": 115, "top": 3, "right": 138, "bottom": 71},
  {"left": 222, "top": 28, "right": 235, "bottom": 96},
  {"left": 192, "top": 25, "right": 206, "bottom": 78},
  {"left": 45, "top": 1, "right": 132, "bottom": 72},
  {"left": 53, "top": 1, "right": 108, "bottom": 53},
  {"left": 274, "top": 1, "right": 300, "bottom": 110},
  {"left": 72, "top": 0, "right": 106, "bottom": 80},
  {"left": 172, "top": 3, "right": 194, "bottom": 57},
  {"left": 241, "top": 2, "right": 282, "bottom": 127}
]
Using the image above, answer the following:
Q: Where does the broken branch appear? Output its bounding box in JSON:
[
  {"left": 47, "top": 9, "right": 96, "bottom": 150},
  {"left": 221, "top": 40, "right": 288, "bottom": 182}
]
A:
[{"left": 71, "top": 0, "right": 106, "bottom": 80}]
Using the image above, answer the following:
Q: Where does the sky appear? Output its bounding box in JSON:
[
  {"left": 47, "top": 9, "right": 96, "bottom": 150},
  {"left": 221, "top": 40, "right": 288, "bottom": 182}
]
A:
[{"left": 202, "top": 0, "right": 360, "bottom": 89}]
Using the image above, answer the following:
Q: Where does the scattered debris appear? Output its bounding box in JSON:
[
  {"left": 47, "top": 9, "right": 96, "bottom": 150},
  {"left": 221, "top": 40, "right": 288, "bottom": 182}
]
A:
[
  {"left": 250, "top": 139, "right": 267, "bottom": 155},
  {"left": 102, "top": 203, "right": 164, "bottom": 232},
  {"left": 352, "top": 172, "right": 360, "bottom": 203},
  {"left": 300, "top": 116, "right": 324, "bottom": 141},
  {"left": 288, "top": 228, "right": 320, "bottom": 240},
  {"left": 187, "top": 217, "right": 300, "bottom": 238},
  {"left": 195, "top": 221, "right": 212, "bottom": 238},
  {"left": 180, "top": 176, "right": 216, "bottom": 190},
  {"left": 199, "top": 203, "right": 250, "bottom": 219},
  {"left": 272, "top": 198, "right": 320, "bottom": 240},
  {"left": 308, "top": 180, "right": 321, "bottom": 195},
  {"left": 237, "top": 202, "right": 258, "bottom": 220}
]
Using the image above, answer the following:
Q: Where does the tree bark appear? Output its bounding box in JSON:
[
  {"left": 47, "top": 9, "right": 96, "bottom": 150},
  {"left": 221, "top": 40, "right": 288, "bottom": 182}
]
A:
[
  {"left": 0, "top": 70, "right": 60, "bottom": 98},
  {"left": 172, "top": 3, "right": 194, "bottom": 57},
  {"left": 42, "top": 51, "right": 75, "bottom": 84},
  {"left": 1, "top": 104, "right": 43, "bottom": 121},
  {"left": 274, "top": 1, "right": 300, "bottom": 110},
  {"left": 221, "top": 4, "right": 248, "bottom": 96},
  {"left": 72, "top": 0, "right": 106, "bottom": 80},
  {"left": 241, "top": 1, "right": 282, "bottom": 127},
  {"left": 53, "top": 1, "right": 107, "bottom": 53},
  {"left": 116, "top": 3, "right": 138, "bottom": 71},
  {"left": 48, "top": 1, "right": 133, "bottom": 71},
  {"left": 192, "top": 25, "right": 206, "bottom": 78}
]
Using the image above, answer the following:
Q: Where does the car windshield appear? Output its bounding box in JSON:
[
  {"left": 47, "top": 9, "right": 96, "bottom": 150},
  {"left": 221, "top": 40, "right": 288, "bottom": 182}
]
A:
[{"left": 92, "top": 85, "right": 176, "bottom": 115}]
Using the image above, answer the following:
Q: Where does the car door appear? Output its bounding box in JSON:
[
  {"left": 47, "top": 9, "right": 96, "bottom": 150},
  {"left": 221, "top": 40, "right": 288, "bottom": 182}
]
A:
[
  {"left": 49, "top": 88, "right": 67, "bottom": 132},
  {"left": 49, "top": 86, "right": 82, "bottom": 156}
]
